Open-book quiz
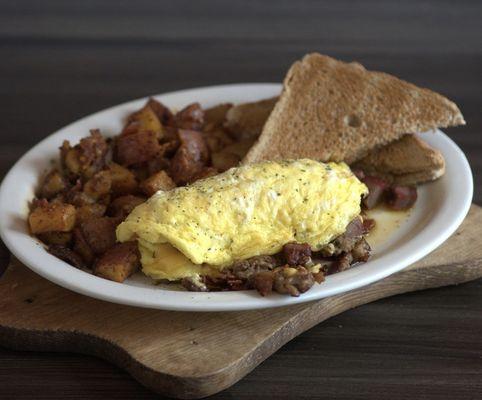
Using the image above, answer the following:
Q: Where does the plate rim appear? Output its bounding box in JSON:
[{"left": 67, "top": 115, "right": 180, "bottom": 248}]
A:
[{"left": 0, "top": 83, "right": 473, "bottom": 312}]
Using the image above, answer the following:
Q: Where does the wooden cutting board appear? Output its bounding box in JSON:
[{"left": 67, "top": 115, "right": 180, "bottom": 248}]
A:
[{"left": 0, "top": 205, "right": 481, "bottom": 399}]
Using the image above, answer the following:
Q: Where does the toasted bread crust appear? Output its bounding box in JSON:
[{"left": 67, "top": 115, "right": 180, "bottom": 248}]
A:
[
  {"left": 244, "top": 53, "right": 465, "bottom": 164},
  {"left": 353, "top": 135, "right": 446, "bottom": 185},
  {"left": 224, "top": 97, "right": 277, "bottom": 141}
]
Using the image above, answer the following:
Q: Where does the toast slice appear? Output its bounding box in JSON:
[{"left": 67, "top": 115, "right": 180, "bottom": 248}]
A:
[
  {"left": 243, "top": 53, "right": 465, "bottom": 164},
  {"left": 224, "top": 97, "right": 278, "bottom": 141},
  {"left": 353, "top": 135, "right": 445, "bottom": 185}
]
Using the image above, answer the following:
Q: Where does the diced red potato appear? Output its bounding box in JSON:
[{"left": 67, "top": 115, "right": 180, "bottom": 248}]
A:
[
  {"left": 146, "top": 153, "right": 171, "bottom": 175},
  {"left": 108, "top": 195, "right": 146, "bottom": 219},
  {"left": 146, "top": 98, "right": 175, "bottom": 127},
  {"left": 140, "top": 170, "right": 176, "bottom": 197},
  {"left": 387, "top": 186, "right": 418, "bottom": 210},
  {"left": 203, "top": 103, "right": 232, "bottom": 130},
  {"left": 29, "top": 201, "right": 76, "bottom": 234},
  {"left": 126, "top": 105, "right": 163, "bottom": 137},
  {"left": 83, "top": 170, "right": 112, "bottom": 200},
  {"left": 108, "top": 163, "right": 138, "bottom": 195},
  {"left": 94, "top": 242, "right": 140, "bottom": 283},
  {"left": 62, "top": 130, "right": 109, "bottom": 179},
  {"left": 39, "top": 170, "right": 68, "bottom": 199},
  {"left": 115, "top": 130, "right": 160, "bottom": 166},
  {"left": 75, "top": 203, "right": 107, "bottom": 225},
  {"left": 175, "top": 103, "right": 204, "bottom": 130},
  {"left": 169, "top": 129, "right": 209, "bottom": 185},
  {"left": 78, "top": 217, "right": 118, "bottom": 255}
]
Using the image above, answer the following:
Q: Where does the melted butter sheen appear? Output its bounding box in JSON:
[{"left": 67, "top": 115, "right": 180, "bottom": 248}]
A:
[{"left": 116, "top": 159, "right": 367, "bottom": 281}]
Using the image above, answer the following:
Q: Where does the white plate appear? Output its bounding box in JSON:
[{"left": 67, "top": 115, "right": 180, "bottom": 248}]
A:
[{"left": 0, "top": 84, "right": 473, "bottom": 312}]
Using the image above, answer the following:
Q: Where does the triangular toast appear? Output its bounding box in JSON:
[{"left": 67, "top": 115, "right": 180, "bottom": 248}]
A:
[{"left": 243, "top": 53, "right": 464, "bottom": 164}]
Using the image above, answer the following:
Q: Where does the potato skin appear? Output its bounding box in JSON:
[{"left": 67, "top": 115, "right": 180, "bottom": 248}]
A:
[
  {"left": 140, "top": 170, "right": 176, "bottom": 196},
  {"left": 115, "top": 130, "right": 160, "bottom": 166},
  {"left": 94, "top": 241, "right": 140, "bottom": 282},
  {"left": 108, "top": 163, "right": 138, "bottom": 195},
  {"left": 29, "top": 201, "right": 76, "bottom": 234},
  {"left": 78, "top": 217, "right": 118, "bottom": 255}
]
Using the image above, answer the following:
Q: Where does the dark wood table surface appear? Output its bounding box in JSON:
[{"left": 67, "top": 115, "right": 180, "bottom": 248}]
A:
[{"left": 1, "top": 1, "right": 481, "bottom": 399}]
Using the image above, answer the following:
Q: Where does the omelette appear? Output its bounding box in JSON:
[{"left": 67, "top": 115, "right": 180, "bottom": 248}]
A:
[{"left": 116, "top": 159, "right": 368, "bottom": 282}]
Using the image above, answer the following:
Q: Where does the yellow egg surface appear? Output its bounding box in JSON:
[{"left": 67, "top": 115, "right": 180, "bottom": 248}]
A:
[{"left": 116, "top": 159, "right": 367, "bottom": 280}]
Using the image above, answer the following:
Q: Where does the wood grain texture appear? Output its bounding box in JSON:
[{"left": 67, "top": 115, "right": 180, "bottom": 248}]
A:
[
  {"left": 1, "top": 1, "right": 481, "bottom": 399},
  {"left": 0, "top": 205, "right": 481, "bottom": 399}
]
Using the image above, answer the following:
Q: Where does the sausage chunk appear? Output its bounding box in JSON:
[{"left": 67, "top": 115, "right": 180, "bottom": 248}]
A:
[
  {"left": 115, "top": 130, "right": 160, "bottom": 166},
  {"left": 283, "top": 243, "right": 312, "bottom": 266},
  {"left": 175, "top": 103, "right": 204, "bottom": 130},
  {"left": 78, "top": 217, "right": 117, "bottom": 255},
  {"left": 169, "top": 129, "right": 209, "bottom": 185}
]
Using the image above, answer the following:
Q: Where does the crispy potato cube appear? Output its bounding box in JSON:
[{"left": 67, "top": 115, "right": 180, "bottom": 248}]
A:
[
  {"left": 64, "top": 148, "right": 81, "bottom": 175},
  {"left": 29, "top": 202, "right": 76, "bottom": 234},
  {"left": 83, "top": 170, "right": 112, "bottom": 200},
  {"left": 38, "top": 231, "right": 73, "bottom": 246},
  {"left": 40, "top": 170, "right": 68, "bottom": 199},
  {"left": 108, "top": 163, "right": 138, "bottom": 195},
  {"left": 115, "top": 130, "right": 160, "bottom": 166},
  {"left": 211, "top": 151, "right": 240, "bottom": 172},
  {"left": 75, "top": 203, "right": 107, "bottom": 224},
  {"left": 223, "top": 139, "right": 255, "bottom": 158},
  {"left": 146, "top": 98, "right": 175, "bottom": 126},
  {"left": 204, "top": 128, "right": 235, "bottom": 153},
  {"left": 204, "top": 103, "right": 232, "bottom": 130},
  {"left": 108, "top": 195, "right": 145, "bottom": 219},
  {"left": 79, "top": 217, "right": 117, "bottom": 255},
  {"left": 94, "top": 242, "right": 140, "bottom": 283},
  {"left": 128, "top": 105, "right": 163, "bottom": 137},
  {"left": 140, "top": 170, "right": 176, "bottom": 196}
]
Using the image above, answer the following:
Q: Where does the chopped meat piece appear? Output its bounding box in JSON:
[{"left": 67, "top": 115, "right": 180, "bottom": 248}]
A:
[
  {"left": 344, "top": 216, "right": 365, "bottom": 238},
  {"left": 229, "top": 255, "right": 279, "bottom": 281},
  {"left": 94, "top": 242, "right": 140, "bottom": 283},
  {"left": 115, "top": 130, "right": 160, "bottom": 166},
  {"left": 79, "top": 217, "right": 117, "bottom": 255},
  {"left": 351, "top": 237, "right": 371, "bottom": 263},
  {"left": 48, "top": 244, "right": 85, "bottom": 269},
  {"left": 73, "top": 228, "right": 95, "bottom": 266},
  {"left": 140, "top": 170, "right": 176, "bottom": 196},
  {"left": 253, "top": 271, "right": 274, "bottom": 296},
  {"left": 387, "top": 185, "right": 417, "bottom": 210},
  {"left": 108, "top": 195, "right": 145, "bottom": 219},
  {"left": 40, "top": 170, "right": 68, "bottom": 199},
  {"left": 181, "top": 276, "right": 208, "bottom": 292},
  {"left": 169, "top": 129, "right": 209, "bottom": 185},
  {"left": 175, "top": 103, "right": 204, "bottom": 130},
  {"left": 362, "top": 175, "right": 389, "bottom": 209},
  {"left": 283, "top": 242, "right": 312, "bottom": 266},
  {"left": 146, "top": 98, "right": 175, "bottom": 126},
  {"left": 273, "top": 266, "right": 315, "bottom": 297},
  {"left": 29, "top": 201, "right": 76, "bottom": 234},
  {"left": 328, "top": 237, "right": 371, "bottom": 275},
  {"left": 362, "top": 218, "right": 376, "bottom": 233}
]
